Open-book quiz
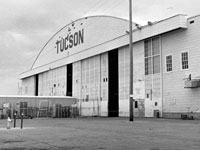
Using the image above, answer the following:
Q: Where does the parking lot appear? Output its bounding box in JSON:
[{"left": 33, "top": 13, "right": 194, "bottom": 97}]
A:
[{"left": 0, "top": 117, "right": 200, "bottom": 150}]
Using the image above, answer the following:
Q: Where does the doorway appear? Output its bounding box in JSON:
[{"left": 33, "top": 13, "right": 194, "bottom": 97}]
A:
[
  {"left": 108, "top": 49, "right": 119, "bottom": 117},
  {"left": 35, "top": 74, "right": 39, "bottom": 96},
  {"left": 66, "top": 64, "right": 73, "bottom": 96}
]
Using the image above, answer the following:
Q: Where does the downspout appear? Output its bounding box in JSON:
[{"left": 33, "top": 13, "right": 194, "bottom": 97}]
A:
[{"left": 160, "top": 35, "right": 164, "bottom": 117}]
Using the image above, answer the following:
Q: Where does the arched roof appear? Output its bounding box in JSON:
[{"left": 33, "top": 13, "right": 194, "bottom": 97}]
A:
[{"left": 31, "top": 15, "right": 137, "bottom": 70}]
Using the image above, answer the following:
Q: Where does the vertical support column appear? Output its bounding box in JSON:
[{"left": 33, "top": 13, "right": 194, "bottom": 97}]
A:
[
  {"left": 160, "top": 36, "right": 163, "bottom": 117},
  {"left": 21, "top": 113, "right": 24, "bottom": 129},
  {"left": 129, "top": 0, "right": 134, "bottom": 121},
  {"left": 14, "top": 112, "right": 17, "bottom": 128}
]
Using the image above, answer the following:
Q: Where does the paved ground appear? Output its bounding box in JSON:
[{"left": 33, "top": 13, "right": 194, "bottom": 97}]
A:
[{"left": 0, "top": 117, "right": 200, "bottom": 150}]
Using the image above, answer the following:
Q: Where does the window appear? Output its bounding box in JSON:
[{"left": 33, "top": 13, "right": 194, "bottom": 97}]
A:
[
  {"left": 181, "top": 52, "right": 189, "bottom": 70},
  {"left": 144, "top": 39, "right": 151, "bottom": 57},
  {"left": 144, "top": 37, "right": 160, "bottom": 75},
  {"left": 135, "top": 101, "right": 138, "bottom": 108},
  {"left": 153, "top": 56, "right": 160, "bottom": 74},
  {"left": 145, "top": 57, "right": 152, "bottom": 75},
  {"left": 152, "top": 37, "right": 160, "bottom": 55},
  {"left": 190, "top": 20, "right": 194, "bottom": 24},
  {"left": 166, "top": 55, "right": 172, "bottom": 72}
]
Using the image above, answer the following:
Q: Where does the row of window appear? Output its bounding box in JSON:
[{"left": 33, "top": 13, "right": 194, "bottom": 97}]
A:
[
  {"left": 166, "top": 51, "right": 189, "bottom": 72},
  {"left": 144, "top": 37, "right": 160, "bottom": 75},
  {"left": 144, "top": 37, "right": 189, "bottom": 74}
]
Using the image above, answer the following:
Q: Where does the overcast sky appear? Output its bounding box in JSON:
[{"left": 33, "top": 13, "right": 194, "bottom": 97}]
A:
[{"left": 0, "top": 0, "right": 200, "bottom": 95}]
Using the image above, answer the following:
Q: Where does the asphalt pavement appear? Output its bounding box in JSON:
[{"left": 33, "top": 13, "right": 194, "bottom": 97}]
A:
[{"left": 0, "top": 117, "right": 200, "bottom": 150}]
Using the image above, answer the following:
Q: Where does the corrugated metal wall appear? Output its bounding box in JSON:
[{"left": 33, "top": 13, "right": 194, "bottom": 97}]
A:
[
  {"left": 73, "top": 61, "right": 81, "bottom": 100},
  {"left": 100, "top": 53, "right": 108, "bottom": 116},
  {"left": 118, "top": 46, "right": 129, "bottom": 116},
  {"left": 73, "top": 54, "right": 108, "bottom": 116},
  {"left": 38, "top": 66, "right": 66, "bottom": 96},
  {"left": 21, "top": 76, "right": 35, "bottom": 95},
  {"left": 118, "top": 43, "right": 145, "bottom": 117},
  {"left": 145, "top": 74, "right": 161, "bottom": 117},
  {"left": 133, "top": 42, "right": 145, "bottom": 117}
]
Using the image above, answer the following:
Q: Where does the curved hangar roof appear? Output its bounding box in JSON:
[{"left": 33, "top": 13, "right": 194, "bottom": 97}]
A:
[{"left": 20, "top": 16, "right": 137, "bottom": 79}]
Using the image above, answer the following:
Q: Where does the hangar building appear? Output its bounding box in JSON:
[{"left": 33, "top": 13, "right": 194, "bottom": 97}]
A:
[{"left": 19, "top": 14, "right": 200, "bottom": 119}]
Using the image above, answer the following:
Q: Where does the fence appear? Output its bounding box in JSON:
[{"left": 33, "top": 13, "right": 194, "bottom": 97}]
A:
[{"left": 0, "top": 96, "right": 79, "bottom": 119}]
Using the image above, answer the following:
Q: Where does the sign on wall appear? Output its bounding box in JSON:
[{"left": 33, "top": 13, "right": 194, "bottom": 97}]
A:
[
  {"left": 3, "top": 103, "right": 10, "bottom": 108},
  {"left": 56, "top": 29, "right": 84, "bottom": 54}
]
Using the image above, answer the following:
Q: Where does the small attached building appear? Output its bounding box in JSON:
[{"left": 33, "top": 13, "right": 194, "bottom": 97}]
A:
[{"left": 19, "top": 14, "right": 200, "bottom": 119}]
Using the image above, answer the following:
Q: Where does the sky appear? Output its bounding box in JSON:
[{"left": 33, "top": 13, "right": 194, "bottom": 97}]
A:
[{"left": 0, "top": 0, "right": 200, "bottom": 95}]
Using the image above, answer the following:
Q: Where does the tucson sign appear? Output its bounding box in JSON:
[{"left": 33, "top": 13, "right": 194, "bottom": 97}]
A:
[{"left": 56, "top": 29, "right": 84, "bottom": 54}]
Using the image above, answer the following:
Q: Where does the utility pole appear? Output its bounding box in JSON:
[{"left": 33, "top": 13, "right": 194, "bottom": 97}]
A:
[{"left": 129, "top": 0, "right": 134, "bottom": 121}]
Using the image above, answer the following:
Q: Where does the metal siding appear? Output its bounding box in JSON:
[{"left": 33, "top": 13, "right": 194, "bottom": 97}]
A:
[
  {"left": 133, "top": 42, "right": 145, "bottom": 117},
  {"left": 100, "top": 53, "right": 108, "bottom": 116},
  {"left": 37, "top": 66, "right": 66, "bottom": 96},
  {"left": 72, "top": 61, "right": 81, "bottom": 100},
  {"left": 118, "top": 42, "right": 145, "bottom": 117},
  {"left": 21, "top": 76, "right": 35, "bottom": 95},
  {"left": 162, "top": 16, "right": 200, "bottom": 114},
  {"left": 79, "top": 54, "right": 105, "bottom": 116},
  {"left": 118, "top": 46, "right": 129, "bottom": 116}
]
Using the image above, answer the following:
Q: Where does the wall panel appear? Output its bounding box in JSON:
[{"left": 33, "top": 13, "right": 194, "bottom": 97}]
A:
[{"left": 38, "top": 66, "right": 66, "bottom": 96}]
